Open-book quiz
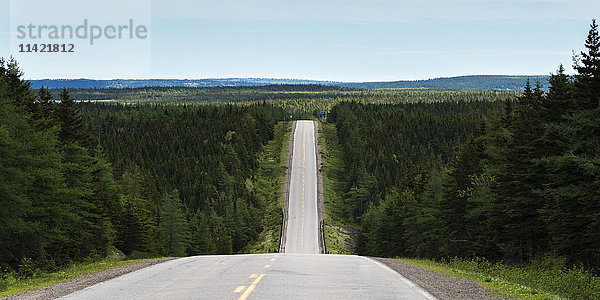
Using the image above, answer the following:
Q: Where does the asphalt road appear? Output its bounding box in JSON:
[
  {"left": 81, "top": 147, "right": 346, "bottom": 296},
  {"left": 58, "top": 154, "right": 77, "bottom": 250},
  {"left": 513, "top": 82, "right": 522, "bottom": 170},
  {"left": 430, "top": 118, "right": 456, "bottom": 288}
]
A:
[
  {"left": 61, "top": 254, "right": 434, "bottom": 299},
  {"left": 60, "top": 120, "right": 436, "bottom": 299},
  {"left": 285, "top": 120, "right": 319, "bottom": 254}
]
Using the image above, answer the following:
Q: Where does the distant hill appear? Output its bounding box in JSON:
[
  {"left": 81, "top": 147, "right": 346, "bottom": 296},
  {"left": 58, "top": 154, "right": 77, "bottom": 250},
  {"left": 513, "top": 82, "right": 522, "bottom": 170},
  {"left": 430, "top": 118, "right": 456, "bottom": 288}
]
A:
[
  {"left": 29, "top": 75, "right": 550, "bottom": 91},
  {"left": 29, "top": 78, "right": 339, "bottom": 89},
  {"left": 339, "top": 75, "right": 550, "bottom": 90}
]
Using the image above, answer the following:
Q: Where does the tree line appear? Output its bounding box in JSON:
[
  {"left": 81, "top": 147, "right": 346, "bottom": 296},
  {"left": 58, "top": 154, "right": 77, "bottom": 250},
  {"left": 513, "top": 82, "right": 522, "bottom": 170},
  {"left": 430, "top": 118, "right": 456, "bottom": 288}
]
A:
[
  {"left": 0, "top": 59, "right": 286, "bottom": 275},
  {"left": 341, "top": 75, "right": 550, "bottom": 90},
  {"left": 78, "top": 101, "right": 286, "bottom": 255},
  {"left": 329, "top": 20, "right": 600, "bottom": 270},
  {"left": 46, "top": 85, "right": 355, "bottom": 103}
]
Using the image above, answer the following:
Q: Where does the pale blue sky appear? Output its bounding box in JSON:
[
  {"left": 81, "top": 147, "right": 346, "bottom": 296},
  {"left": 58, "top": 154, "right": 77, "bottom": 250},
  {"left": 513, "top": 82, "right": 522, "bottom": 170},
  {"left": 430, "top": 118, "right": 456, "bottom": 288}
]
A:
[{"left": 1, "top": 0, "right": 599, "bottom": 81}]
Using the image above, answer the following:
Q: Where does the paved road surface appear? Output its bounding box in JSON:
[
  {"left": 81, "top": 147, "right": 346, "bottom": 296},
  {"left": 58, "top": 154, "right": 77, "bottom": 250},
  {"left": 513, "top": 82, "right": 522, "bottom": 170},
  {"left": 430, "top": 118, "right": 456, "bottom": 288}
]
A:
[
  {"left": 285, "top": 120, "right": 319, "bottom": 254},
  {"left": 61, "top": 120, "right": 435, "bottom": 299},
  {"left": 61, "top": 254, "right": 434, "bottom": 299}
]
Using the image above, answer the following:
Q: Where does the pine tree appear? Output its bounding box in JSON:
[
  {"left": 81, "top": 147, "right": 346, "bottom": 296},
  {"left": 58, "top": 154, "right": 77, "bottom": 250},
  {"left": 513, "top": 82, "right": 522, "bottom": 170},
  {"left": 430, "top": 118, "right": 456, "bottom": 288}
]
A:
[
  {"left": 117, "top": 168, "right": 159, "bottom": 256},
  {"left": 36, "top": 86, "right": 55, "bottom": 123},
  {"left": 538, "top": 105, "right": 600, "bottom": 267},
  {"left": 490, "top": 82, "right": 550, "bottom": 262},
  {"left": 573, "top": 19, "right": 600, "bottom": 110},
  {"left": 56, "top": 88, "right": 95, "bottom": 148},
  {"left": 537, "top": 22, "right": 600, "bottom": 266},
  {"left": 118, "top": 195, "right": 156, "bottom": 256},
  {"left": 545, "top": 65, "right": 574, "bottom": 120},
  {"left": 404, "top": 170, "right": 443, "bottom": 258},
  {"left": 207, "top": 210, "right": 232, "bottom": 254},
  {"left": 0, "top": 58, "right": 37, "bottom": 115},
  {"left": 189, "top": 210, "right": 214, "bottom": 254},
  {"left": 440, "top": 132, "right": 486, "bottom": 257},
  {"left": 0, "top": 100, "right": 36, "bottom": 267},
  {"left": 139, "top": 170, "right": 163, "bottom": 225},
  {"left": 88, "top": 146, "right": 120, "bottom": 256},
  {"left": 356, "top": 189, "right": 408, "bottom": 257},
  {"left": 0, "top": 92, "right": 64, "bottom": 268},
  {"left": 47, "top": 142, "right": 97, "bottom": 264},
  {"left": 159, "top": 190, "right": 190, "bottom": 257}
]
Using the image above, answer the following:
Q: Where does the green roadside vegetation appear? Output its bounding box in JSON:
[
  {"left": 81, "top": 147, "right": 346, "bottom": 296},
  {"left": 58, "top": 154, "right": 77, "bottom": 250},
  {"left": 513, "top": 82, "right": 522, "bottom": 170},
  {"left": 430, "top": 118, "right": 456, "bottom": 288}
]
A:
[
  {"left": 400, "top": 256, "right": 600, "bottom": 299},
  {"left": 1, "top": 58, "right": 290, "bottom": 295},
  {"left": 0, "top": 121, "right": 291, "bottom": 296},
  {"left": 0, "top": 251, "right": 171, "bottom": 297},
  {"left": 246, "top": 121, "right": 292, "bottom": 253},
  {"left": 2, "top": 19, "right": 598, "bottom": 299},
  {"left": 318, "top": 123, "right": 355, "bottom": 254},
  {"left": 313, "top": 21, "right": 600, "bottom": 298}
]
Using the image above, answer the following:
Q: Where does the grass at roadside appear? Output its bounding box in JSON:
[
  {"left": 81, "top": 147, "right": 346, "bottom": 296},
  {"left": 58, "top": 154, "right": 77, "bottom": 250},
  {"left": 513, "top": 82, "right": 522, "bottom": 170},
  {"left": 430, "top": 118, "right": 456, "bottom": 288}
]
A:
[
  {"left": 246, "top": 121, "right": 292, "bottom": 253},
  {"left": 400, "top": 256, "right": 600, "bottom": 299},
  {"left": 0, "top": 252, "right": 169, "bottom": 297},
  {"left": 318, "top": 122, "right": 355, "bottom": 254}
]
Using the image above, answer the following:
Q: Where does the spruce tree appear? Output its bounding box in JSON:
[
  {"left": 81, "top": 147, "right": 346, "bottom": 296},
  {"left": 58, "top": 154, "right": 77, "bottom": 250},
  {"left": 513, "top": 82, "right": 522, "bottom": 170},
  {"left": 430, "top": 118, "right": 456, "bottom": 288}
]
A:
[
  {"left": 440, "top": 132, "right": 486, "bottom": 257},
  {"left": 48, "top": 142, "right": 97, "bottom": 264},
  {"left": 538, "top": 22, "right": 600, "bottom": 266},
  {"left": 189, "top": 210, "right": 214, "bottom": 255},
  {"left": 117, "top": 168, "right": 158, "bottom": 256},
  {"left": 56, "top": 88, "right": 95, "bottom": 148},
  {"left": 159, "top": 190, "right": 190, "bottom": 257},
  {"left": 0, "top": 100, "right": 36, "bottom": 267},
  {"left": 89, "top": 146, "right": 120, "bottom": 256},
  {"left": 0, "top": 92, "right": 64, "bottom": 268},
  {"left": 574, "top": 19, "right": 600, "bottom": 110},
  {"left": 118, "top": 195, "right": 156, "bottom": 256},
  {"left": 0, "top": 58, "right": 37, "bottom": 115},
  {"left": 490, "top": 82, "right": 550, "bottom": 262},
  {"left": 545, "top": 65, "right": 574, "bottom": 120},
  {"left": 404, "top": 170, "right": 443, "bottom": 258},
  {"left": 208, "top": 210, "right": 232, "bottom": 254},
  {"left": 36, "top": 86, "right": 55, "bottom": 123}
]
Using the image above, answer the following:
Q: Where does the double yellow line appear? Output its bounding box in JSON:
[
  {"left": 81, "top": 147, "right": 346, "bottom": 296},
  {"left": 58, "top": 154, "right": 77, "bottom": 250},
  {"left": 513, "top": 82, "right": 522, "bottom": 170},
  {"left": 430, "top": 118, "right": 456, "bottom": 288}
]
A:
[
  {"left": 237, "top": 273, "right": 266, "bottom": 300},
  {"left": 233, "top": 241, "right": 280, "bottom": 299}
]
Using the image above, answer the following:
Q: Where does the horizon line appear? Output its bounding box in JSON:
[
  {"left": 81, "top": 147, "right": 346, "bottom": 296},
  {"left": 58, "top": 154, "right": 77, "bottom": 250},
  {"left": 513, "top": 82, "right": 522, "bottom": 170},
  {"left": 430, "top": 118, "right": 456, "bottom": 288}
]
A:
[{"left": 26, "top": 74, "right": 551, "bottom": 84}]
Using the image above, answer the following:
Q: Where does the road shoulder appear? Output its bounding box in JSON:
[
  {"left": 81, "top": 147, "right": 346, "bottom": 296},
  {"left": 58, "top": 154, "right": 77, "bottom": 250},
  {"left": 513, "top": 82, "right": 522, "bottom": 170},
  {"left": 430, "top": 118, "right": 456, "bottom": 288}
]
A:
[
  {"left": 1, "top": 258, "right": 173, "bottom": 300},
  {"left": 279, "top": 121, "right": 296, "bottom": 253},
  {"left": 313, "top": 121, "right": 326, "bottom": 253},
  {"left": 375, "top": 257, "right": 506, "bottom": 300}
]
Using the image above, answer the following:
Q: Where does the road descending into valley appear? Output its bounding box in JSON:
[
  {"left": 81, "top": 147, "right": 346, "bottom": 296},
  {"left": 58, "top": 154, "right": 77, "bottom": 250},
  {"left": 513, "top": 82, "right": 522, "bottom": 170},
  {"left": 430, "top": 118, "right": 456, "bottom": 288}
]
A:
[
  {"left": 61, "top": 121, "right": 435, "bottom": 300},
  {"left": 284, "top": 120, "right": 320, "bottom": 254}
]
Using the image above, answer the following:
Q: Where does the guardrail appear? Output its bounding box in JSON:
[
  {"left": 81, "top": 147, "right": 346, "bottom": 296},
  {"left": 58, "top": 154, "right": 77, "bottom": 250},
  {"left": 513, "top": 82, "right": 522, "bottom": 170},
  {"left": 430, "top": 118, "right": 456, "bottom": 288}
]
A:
[
  {"left": 321, "top": 220, "right": 327, "bottom": 254},
  {"left": 278, "top": 208, "right": 285, "bottom": 253}
]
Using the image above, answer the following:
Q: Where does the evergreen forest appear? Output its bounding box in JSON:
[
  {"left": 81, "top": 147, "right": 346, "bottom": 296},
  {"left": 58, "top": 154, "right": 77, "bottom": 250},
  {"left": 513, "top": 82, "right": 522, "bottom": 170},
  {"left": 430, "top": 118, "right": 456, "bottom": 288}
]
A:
[
  {"left": 0, "top": 60, "right": 287, "bottom": 275},
  {"left": 327, "top": 21, "right": 600, "bottom": 271},
  {"left": 1, "top": 19, "right": 599, "bottom": 292}
]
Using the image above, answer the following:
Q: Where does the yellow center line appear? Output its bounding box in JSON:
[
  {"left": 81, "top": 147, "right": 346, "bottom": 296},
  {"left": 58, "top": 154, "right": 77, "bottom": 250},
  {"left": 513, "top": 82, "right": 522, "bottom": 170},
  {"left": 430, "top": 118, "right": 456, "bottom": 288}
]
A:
[
  {"left": 264, "top": 264, "right": 271, "bottom": 268},
  {"left": 249, "top": 274, "right": 258, "bottom": 278},
  {"left": 270, "top": 258, "right": 276, "bottom": 262},
  {"left": 233, "top": 286, "right": 246, "bottom": 293},
  {"left": 238, "top": 274, "right": 266, "bottom": 300}
]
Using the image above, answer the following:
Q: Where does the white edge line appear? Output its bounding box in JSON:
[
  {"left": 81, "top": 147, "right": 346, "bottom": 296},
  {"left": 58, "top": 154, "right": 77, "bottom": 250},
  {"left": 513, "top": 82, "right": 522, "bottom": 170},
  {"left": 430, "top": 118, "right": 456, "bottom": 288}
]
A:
[
  {"left": 361, "top": 256, "right": 438, "bottom": 300},
  {"left": 59, "top": 257, "right": 198, "bottom": 299}
]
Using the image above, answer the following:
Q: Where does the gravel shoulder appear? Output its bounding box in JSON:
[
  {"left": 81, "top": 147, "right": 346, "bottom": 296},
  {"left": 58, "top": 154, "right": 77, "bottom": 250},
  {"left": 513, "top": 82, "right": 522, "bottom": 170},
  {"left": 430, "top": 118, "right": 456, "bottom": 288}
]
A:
[
  {"left": 375, "top": 257, "right": 507, "bottom": 300},
  {"left": 1, "top": 258, "right": 174, "bottom": 300}
]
